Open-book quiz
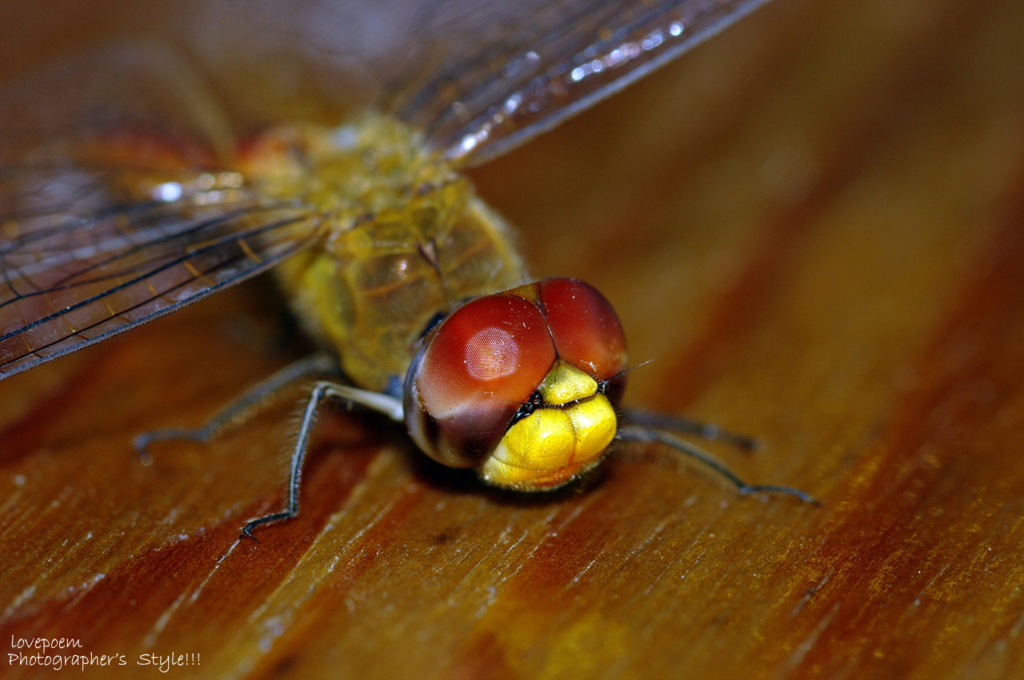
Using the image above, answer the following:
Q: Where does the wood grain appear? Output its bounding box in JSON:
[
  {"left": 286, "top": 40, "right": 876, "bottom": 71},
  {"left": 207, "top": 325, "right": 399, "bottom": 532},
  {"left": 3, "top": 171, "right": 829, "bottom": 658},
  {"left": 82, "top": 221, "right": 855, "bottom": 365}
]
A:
[{"left": 2, "top": 0, "right": 1023, "bottom": 678}]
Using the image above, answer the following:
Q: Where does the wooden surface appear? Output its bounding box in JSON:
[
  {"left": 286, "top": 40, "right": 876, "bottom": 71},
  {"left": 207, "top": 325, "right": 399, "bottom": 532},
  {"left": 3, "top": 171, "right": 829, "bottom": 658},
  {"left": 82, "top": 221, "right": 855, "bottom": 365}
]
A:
[{"left": 3, "top": 0, "right": 1024, "bottom": 678}]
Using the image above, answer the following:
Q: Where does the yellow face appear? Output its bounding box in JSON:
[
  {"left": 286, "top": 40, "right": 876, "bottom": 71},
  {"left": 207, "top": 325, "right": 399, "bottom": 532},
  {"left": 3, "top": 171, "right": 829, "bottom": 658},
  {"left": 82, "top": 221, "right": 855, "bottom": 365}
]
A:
[
  {"left": 403, "top": 278, "right": 628, "bottom": 490},
  {"left": 480, "top": 362, "right": 617, "bottom": 490}
]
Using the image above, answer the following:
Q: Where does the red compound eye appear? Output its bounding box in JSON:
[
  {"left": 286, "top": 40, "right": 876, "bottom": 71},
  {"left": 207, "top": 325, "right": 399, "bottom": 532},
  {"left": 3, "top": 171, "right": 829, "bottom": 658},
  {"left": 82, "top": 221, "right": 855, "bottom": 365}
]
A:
[
  {"left": 536, "top": 278, "right": 628, "bottom": 383},
  {"left": 405, "top": 294, "right": 556, "bottom": 467},
  {"left": 404, "top": 278, "right": 629, "bottom": 472}
]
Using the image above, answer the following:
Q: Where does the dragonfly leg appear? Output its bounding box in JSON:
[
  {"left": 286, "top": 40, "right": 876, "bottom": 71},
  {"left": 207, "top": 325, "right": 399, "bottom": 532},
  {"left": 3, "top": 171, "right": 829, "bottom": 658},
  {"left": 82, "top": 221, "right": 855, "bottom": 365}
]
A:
[
  {"left": 133, "top": 353, "right": 338, "bottom": 463},
  {"left": 616, "top": 424, "right": 818, "bottom": 505},
  {"left": 239, "top": 380, "right": 404, "bottom": 541},
  {"left": 620, "top": 408, "right": 759, "bottom": 451}
]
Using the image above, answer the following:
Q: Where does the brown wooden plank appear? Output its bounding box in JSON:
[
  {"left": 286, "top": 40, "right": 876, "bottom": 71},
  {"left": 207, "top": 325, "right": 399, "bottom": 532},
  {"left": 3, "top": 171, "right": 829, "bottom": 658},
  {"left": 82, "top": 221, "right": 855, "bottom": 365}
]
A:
[{"left": 2, "top": 0, "right": 1023, "bottom": 678}]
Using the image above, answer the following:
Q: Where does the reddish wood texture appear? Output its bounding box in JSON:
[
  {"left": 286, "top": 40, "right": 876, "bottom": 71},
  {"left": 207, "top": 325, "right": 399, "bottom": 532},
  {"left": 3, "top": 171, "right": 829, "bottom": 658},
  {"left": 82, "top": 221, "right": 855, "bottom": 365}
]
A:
[{"left": 2, "top": 0, "right": 1023, "bottom": 678}]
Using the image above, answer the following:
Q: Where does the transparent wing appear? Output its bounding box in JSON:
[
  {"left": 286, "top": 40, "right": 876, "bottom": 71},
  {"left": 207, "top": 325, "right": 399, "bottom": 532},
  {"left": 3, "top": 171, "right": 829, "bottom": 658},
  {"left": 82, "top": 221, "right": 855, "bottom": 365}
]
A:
[
  {"left": 0, "top": 47, "right": 322, "bottom": 380},
  {"left": 154, "top": 0, "right": 771, "bottom": 164},
  {"left": 0, "top": 163, "right": 320, "bottom": 380},
  {"left": 385, "top": 0, "right": 772, "bottom": 165}
]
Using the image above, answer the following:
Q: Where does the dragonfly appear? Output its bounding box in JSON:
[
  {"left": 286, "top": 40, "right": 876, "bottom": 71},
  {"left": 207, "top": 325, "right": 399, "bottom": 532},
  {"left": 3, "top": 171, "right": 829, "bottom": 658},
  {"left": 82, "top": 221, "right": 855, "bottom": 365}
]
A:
[{"left": 0, "top": 0, "right": 814, "bottom": 539}]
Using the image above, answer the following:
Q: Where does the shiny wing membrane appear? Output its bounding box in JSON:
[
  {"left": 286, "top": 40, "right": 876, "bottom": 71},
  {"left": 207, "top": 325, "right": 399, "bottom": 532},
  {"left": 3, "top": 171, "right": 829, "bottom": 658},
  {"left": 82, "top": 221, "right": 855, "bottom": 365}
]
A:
[
  {"left": 172, "top": 0, "right": 770, "bottom": 163},
  {"left": 0, "top": 47, "right": 321, "bottom": 379},
  {"left": 0, "top": 0, "right": 770, "bottom": 380},
  {"left": 385, "top": 0, "right": 771, "bottom": 165}
]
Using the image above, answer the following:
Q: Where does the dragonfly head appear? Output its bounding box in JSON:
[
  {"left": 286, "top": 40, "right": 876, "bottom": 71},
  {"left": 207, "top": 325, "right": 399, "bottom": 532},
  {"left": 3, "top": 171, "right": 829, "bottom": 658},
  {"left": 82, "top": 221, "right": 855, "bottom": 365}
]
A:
[{"left": 403, "top": 278, "right": 628, "bottom": 490}]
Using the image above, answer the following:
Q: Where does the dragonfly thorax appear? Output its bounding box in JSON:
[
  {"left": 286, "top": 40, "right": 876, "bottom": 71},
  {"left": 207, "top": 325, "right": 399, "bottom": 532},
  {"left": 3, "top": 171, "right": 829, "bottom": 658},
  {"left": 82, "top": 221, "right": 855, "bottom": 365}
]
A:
[{"left": 252, "top": 115, "right": 526, "bottom": 393}]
